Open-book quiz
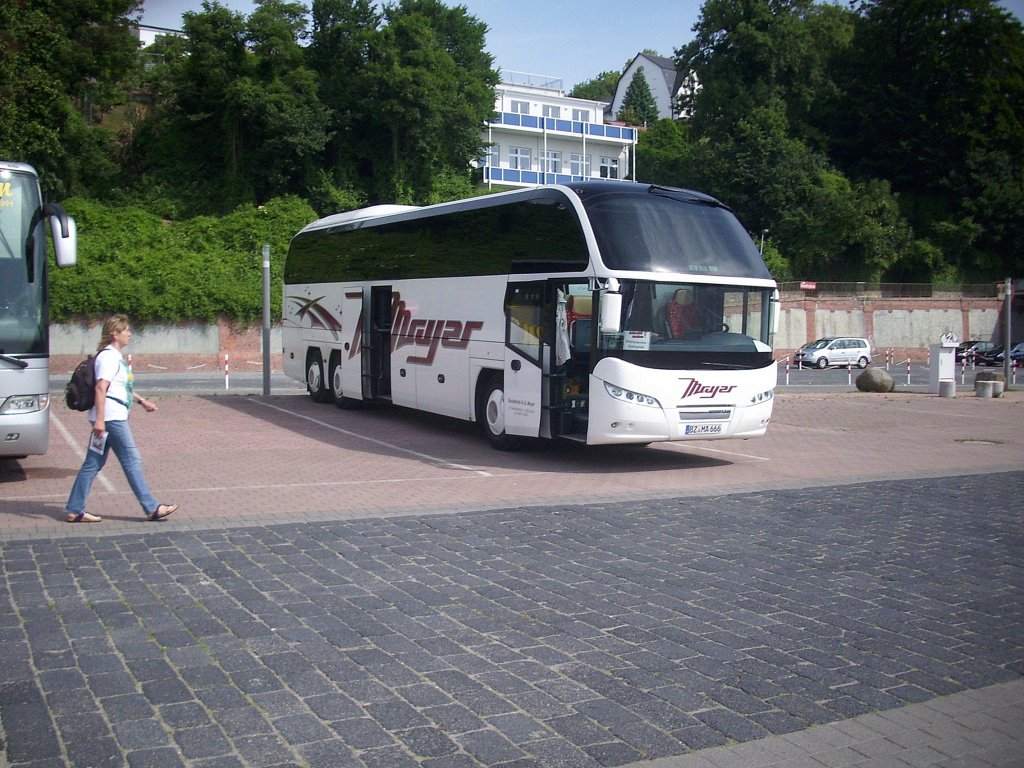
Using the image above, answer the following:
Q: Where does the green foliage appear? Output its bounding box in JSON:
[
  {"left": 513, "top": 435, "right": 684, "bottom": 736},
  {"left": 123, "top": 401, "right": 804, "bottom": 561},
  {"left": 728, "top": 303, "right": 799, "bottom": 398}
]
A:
[
  {"left": 49, "top": 196, "right": 318, "bottom": 323},
  {"left": 0, "top": 0, "right": 141, "bottom": 198},
  {"left": 678, "top": 0, "right": 1023, "bottom": 283},
  {"left": 569, "top": 71, "right": 620, "bottom": 102},
  {"left": 617, "top": 68, "right": 660, "bottom": 126},
  {"left": 4, "top": 0, "right": 1021, "bottom": 309}
]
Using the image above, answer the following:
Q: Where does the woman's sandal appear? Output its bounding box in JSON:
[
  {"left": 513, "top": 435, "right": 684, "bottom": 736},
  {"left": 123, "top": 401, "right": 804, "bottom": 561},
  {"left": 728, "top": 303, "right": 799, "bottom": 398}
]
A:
[
  {"left": 148, "top": 504, "right": 178, "bottom": 521},
  {"left": 66, "top": 512, "right": 102, "bottom": 523}
]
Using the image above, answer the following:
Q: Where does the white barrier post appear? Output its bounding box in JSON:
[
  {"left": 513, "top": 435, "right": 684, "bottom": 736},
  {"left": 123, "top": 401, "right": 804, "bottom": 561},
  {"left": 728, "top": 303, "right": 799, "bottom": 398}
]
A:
[
  {"left": 848, "top": 359, "right": 853, "bottom": 386},
  {"left": 906, "top": 358, "right": 912, "bottom": 386},
  {"left": 224, "top": 354, "right": 229, "bottom": 390},
  {"left": 785, "top": 356, "right": 790, "bottom": 386}
]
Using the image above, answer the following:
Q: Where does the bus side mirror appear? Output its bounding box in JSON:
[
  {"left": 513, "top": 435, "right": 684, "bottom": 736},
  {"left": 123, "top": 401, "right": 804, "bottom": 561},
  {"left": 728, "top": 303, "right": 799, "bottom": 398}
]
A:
[
  {"left": 771, "top": 289, "right": 780, "bottom": 334},
  {"left": 48, "top": 213, "right": 77, "bottom": 268},
  {"left": 600, "top": 292, "right": 622, "bottom": 334}
]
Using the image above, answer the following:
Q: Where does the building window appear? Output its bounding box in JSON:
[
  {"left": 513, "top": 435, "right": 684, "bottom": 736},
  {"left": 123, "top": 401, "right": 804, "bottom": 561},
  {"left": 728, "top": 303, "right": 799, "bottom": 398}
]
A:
[
  {"left": 484, "top": 144, "right": 498, "bottom": 166},
  {"left": 571, "top": 108, "right": 590, "bottom": 122},
  {"left": 543, "top": 105, "right": 560, "bottom": 118},
  {"left": 543, "top": 150, "right": 561, "bottom": 174},
  {"left": 510, "top": 100, "right": 530, "bottom": 115},
  {"left": 599, "top": 156, "right": 619, "bottom": 179},
  {"left": 570, "top": 153, "right": 591, "bottom": 177},
  {"left": 509, "top": 146, "right": 531, "bottom": 170}
]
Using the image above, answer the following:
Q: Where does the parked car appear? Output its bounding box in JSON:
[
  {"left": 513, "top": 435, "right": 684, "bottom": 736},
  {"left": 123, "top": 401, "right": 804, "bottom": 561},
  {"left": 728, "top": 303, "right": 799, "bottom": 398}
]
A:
[
  {"left": 793, "top": 337, "right": 872, "bottom": 369},
  {"left": 955, "top": 340, "right": 997, "bottom": 363},
  {"left": 974, "top": 345, "right": 1004, "bottom": 366},
  {"left": 987, "top": 342, "right": 1024, "bottom": 366}
]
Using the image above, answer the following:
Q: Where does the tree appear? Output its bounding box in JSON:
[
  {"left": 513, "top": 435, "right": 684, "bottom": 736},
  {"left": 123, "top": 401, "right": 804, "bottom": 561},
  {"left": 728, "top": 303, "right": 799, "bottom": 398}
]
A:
[
  {"left": 616, "top": 68, "right": 659, "bottom": 126},
  {"left": 569, "top": 71, "right": 619, "bottom": 102},
  {"left": 336, "top": 0, "right": 498, "bottom": 202},
  {"left": 635, "top": 119, "right": 691, "bottom": 186},
  {"left": 0, "top": 0, "right": 141, "bottom": 197},
  {"left": 132, "top": 0, "right": 329, "bottom": 213},
  {"left": 823, "top": 0, "right": 1024, "bottom": 281}
]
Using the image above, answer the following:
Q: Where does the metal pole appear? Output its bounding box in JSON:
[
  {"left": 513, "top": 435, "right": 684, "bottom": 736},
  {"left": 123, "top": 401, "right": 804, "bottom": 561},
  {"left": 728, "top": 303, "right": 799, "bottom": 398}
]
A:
[
  {"left": 262, "top": 244, "right": 271, "bottom": 397},
  {"left": 1004, "top": 277, "right": 1013, "bottom": 382}
]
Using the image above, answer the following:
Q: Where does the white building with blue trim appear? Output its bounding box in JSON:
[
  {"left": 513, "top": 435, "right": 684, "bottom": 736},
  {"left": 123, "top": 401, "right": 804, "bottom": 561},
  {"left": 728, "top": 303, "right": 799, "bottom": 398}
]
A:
[{"left": 480, "top": 72, "right": 638, "bottom": 188}]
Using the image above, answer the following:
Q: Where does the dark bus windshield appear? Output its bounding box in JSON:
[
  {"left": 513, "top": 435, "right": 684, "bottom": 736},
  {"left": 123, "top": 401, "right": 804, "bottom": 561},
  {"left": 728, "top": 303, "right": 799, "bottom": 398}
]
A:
[
  {"left": 582, "top": 188, "right": 772, "bottom": 279},
  {"left": 0, "top": 170, "right": 46, "bottom": 355}
]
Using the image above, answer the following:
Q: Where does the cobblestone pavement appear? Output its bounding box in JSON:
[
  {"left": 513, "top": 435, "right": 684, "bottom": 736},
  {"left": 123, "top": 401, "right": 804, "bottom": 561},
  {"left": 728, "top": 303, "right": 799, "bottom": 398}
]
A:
[{"left": 1, "top": 472, "right": 1022, "bottom": 767}]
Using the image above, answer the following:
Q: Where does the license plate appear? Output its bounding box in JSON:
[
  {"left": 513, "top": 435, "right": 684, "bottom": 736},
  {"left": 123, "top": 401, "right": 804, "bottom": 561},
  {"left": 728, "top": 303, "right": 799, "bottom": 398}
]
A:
[{"left": 684, "top": 423, "right": 723, "bottom": 436}]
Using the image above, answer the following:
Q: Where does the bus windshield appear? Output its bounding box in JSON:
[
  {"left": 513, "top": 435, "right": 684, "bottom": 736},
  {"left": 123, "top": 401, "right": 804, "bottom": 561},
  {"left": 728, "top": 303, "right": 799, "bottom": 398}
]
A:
[
  {"left": 591, "top": 280, "right": 774, "bottom": 370},
  {"left": 0, "top": 169, "right": 46, "bottom": 355},
  {"left": 582, "top": 187, "right": 771, "bottom": 279}
]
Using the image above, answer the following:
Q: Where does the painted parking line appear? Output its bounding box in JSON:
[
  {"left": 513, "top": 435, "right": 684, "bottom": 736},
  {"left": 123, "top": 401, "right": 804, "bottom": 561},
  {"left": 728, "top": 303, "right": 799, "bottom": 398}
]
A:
[
  {"left": 50, "top": 410, "right": 116, "bottom": 492},
  {"left": 249, "top": 397, "right": 494, "bottom": 476}
]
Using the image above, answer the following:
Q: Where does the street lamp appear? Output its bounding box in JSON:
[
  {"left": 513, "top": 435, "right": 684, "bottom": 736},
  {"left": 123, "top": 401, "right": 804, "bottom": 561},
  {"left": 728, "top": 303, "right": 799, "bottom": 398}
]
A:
[{"left": 759, "top": 229, "right": 769, "bottom": 256}]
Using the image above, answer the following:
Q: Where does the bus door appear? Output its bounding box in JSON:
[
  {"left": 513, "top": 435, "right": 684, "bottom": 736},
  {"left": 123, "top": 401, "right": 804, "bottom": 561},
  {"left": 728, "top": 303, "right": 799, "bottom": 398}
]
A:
[
  {"left": 368, "top": 285, "right": 392, "bottom": 399},
  {"left": 341, "top": 288, "right": 365, "bottom": 399},
  {"left": 502, "top": 282, "right": 544, "bottom": 437}
]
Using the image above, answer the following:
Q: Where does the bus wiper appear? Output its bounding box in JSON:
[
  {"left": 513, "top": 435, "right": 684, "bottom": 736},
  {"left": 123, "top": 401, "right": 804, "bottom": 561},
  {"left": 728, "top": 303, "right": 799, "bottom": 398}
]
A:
[
  {"left": 702, "top": 362, "right": 746, "bottom": 369},
  {"left": 649, "top": 186, "right": 731, "bottom": 210},
  {"left": 0, "top": 354, "right": 29, "bottom": 369}
]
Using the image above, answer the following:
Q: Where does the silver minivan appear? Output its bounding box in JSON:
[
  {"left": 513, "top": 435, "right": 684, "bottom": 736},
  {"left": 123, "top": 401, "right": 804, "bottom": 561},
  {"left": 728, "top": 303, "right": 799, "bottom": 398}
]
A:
[{"left": 794, "top": 337, "right": 872, "bottom": 369}]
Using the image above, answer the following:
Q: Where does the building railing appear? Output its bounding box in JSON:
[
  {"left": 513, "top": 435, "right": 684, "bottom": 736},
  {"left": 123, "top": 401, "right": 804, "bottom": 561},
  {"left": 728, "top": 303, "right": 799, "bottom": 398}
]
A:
[
  {"left": 778, "top": 281, "right": 1001, "bottom": 298},
  {"left": 483, "top": 168, "right": 633, "bottom": 185},
  {"left": 491, "top": 112, "right": 637, "bottom": 142}
]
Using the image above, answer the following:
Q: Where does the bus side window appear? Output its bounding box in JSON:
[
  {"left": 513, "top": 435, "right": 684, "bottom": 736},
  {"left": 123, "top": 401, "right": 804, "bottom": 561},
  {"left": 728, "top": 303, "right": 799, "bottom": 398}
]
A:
[{"left": 505, "top": 282, "right": 545, "bottom": 365}]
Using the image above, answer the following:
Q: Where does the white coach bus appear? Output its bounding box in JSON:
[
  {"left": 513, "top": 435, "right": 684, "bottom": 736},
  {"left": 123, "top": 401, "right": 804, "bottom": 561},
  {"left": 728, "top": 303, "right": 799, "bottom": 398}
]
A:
[
  {"left": 1, "top": 161, "right": 77, "bottom": 458},
  {"left": 283, "top": 181, "right": 778, "bottom": 449}
]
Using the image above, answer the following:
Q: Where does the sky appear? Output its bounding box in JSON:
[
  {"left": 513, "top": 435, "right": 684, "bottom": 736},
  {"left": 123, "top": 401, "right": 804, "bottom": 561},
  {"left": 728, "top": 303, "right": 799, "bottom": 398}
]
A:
[{"left": 140, "top": 0, "right": 1024, "bottom": 92}]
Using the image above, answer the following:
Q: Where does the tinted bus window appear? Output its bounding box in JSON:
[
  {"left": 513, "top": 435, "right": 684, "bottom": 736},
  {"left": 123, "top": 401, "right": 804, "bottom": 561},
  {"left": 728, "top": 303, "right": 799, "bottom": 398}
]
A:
[
  {"left": 583, "top": 191, "right": 771, "bottom": 279},
  {"left": 286, "top": 199, "right": 590, "bottom": 284}
]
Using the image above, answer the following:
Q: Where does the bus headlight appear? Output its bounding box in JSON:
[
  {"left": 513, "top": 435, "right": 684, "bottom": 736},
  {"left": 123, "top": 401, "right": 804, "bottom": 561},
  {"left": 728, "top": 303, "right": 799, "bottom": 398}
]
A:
[
  {"left": 0, "top": 394, "right": 48, "bottom": 415},
  {"left": 750, "top": 389, "right": 774, "bottom": 404},
  {"left": 604, "top": 382, "right": 661, "bottom": 408}
]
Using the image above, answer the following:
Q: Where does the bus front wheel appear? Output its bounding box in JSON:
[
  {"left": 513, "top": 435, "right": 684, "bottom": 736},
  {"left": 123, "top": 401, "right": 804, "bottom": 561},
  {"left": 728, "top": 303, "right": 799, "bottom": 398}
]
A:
[
  {"left": 477, "top": 375, "right": 524, "bottom": 451},
  {"left": 306, "top": 350, "right": 331, "bottom": 403}
]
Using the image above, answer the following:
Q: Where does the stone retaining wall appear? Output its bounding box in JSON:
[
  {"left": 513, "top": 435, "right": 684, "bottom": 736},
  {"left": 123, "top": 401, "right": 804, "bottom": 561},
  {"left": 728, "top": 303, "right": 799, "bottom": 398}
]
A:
[{"left": 51, "top": 295, "right": 1018, "bottom": 372}]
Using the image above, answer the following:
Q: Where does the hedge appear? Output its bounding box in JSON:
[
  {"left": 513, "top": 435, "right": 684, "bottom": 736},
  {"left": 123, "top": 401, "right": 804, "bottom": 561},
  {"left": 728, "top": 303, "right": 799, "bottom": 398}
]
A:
[{"left": 49, "top": 196, "right": 318, "bottom": 324}]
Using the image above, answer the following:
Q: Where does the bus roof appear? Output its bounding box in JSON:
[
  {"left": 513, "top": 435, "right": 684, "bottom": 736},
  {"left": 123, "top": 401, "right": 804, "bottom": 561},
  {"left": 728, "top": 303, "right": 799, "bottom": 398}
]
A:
[{"left": 297, "top": 182, "right": 728, "bottom": 236}]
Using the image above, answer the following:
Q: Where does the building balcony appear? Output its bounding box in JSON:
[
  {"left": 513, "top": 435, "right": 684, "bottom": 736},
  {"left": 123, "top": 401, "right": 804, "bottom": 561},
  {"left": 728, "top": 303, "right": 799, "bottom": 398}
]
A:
[
  {"left": 489, "top": 112, "right": 637, "bottom": 143},
  {"left": 483, "top": 167, "right": 631, "bottom": 186}
]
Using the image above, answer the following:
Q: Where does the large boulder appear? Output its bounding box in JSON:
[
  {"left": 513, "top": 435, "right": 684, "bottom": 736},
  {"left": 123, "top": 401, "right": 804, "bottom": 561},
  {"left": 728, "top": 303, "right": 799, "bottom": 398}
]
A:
[
  {"left": 856, "top": 367, "right": 895, "bottom": 392},
  {"left": 974, "top": 370, "right": 1006, "bottom": 384}
]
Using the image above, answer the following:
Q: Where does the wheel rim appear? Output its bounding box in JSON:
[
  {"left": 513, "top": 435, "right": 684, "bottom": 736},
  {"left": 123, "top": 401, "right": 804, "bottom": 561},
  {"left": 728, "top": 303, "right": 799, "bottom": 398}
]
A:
[
  {"left": 817, "top": 358, "right": 828, "bottom": 369},
  {"left": 332, "top": 363, "right": 343, "bottom": 398},
  {"left": 307, "top": 360, "right": 322, "bottom": 391},
  {"left": 858, "top": 357, "right": 869, "bottom": 368},
  {"left": 485, "top": 388, "right": 505, "bottom": 436}
]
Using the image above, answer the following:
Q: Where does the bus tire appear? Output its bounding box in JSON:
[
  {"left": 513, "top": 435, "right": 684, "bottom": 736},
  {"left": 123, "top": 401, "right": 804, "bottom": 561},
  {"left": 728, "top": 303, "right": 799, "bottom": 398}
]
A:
[
  {"left": 329, "top": 352, "right": 363, "bottom": 409},
  {"left": 477, "top": 374, "right": 524, "bottom": 451},
  {"left": 306, "top": 349, "right": 331, "bottom": 403}
]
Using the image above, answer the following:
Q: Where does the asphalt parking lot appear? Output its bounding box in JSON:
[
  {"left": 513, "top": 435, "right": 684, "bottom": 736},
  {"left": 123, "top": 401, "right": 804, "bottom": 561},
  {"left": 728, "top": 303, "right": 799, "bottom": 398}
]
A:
[{"left": 1, "top": 388, "right": 1022, "bottom": 767}]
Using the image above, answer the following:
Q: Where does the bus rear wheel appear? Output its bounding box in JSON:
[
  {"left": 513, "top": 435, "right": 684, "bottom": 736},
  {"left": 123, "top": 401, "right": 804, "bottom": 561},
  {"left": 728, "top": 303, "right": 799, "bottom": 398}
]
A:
[
  {"left": 477, "top": 375, "right": 524, "bottom": 451},
  {"left": 306, "top": 350, "right": 331, "bottom": 403},
  {"left": 329, "top": 352, "right": 362, "bottom": 409}
]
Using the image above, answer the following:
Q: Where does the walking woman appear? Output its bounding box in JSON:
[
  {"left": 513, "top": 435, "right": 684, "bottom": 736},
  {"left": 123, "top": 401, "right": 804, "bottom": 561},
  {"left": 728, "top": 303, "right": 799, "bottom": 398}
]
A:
[{"left": 65, "top": 315, "right": 178, "bottom": 523}]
